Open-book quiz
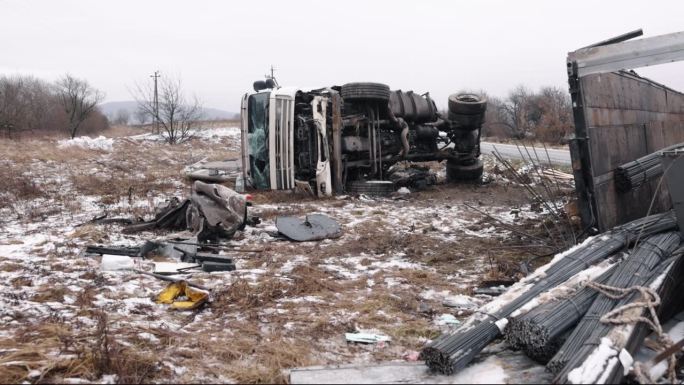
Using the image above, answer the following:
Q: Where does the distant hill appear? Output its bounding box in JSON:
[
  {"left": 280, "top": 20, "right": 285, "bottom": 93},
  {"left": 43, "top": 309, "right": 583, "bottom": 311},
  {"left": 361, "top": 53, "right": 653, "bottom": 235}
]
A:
[{"left": 99, "top": 101, "right": 236, "bottom": 123}]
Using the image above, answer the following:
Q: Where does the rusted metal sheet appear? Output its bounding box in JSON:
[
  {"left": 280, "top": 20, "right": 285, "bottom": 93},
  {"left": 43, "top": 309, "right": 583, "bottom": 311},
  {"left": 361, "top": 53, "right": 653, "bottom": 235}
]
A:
[{"left": 569, "top": 69, "right": 684, "bottom": 231}]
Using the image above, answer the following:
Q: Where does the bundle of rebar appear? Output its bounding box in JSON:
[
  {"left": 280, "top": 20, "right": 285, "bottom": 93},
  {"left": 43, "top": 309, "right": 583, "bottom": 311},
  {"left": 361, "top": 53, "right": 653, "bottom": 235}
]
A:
[
  {"left": 597, "top": 250, "right": 684, "bottom": 384},
  {"left": 421, "top": 211, "right": 677, "bottom": 375},
  {"left": 615, "top": 142, "right": 684, "bottom": 192},
  {"left": 549, "top": 232, "right": 682, "bottom": 382},
  {"left": 505, "top": 264, "right": 618, "bottom": 363}
]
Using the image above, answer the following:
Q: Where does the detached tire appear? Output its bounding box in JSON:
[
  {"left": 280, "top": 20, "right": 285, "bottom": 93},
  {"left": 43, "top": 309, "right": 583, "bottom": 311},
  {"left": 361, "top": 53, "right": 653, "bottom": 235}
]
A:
[
  {"left": 347, "top": 180, "right": 395, "bottom": 196},
  {"left": 447, "top": 113, "right": 485, "bottom": 129},
  {"left": 448, "top": 93, "right": 487, "bottom": 115},
  {"left": 341, "top": 82, "right": 391, "bottom": 102},
  {"left": 447, "top": 159, "right": 484, "bottom": 182}
]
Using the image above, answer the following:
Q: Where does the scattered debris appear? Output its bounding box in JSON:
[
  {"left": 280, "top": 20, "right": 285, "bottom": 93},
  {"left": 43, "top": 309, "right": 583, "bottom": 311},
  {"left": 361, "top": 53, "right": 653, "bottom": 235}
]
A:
[
  {"left": 183, "top": 158, "right": 241, "bottom": 183},
  {"left": 276, "top": 213, "right": 342, "bottom": 242}
]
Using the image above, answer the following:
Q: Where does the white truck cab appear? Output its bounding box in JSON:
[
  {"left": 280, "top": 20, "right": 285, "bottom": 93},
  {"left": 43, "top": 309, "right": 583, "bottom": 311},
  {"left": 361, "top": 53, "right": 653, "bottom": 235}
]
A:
[{"left": 240, "top": 87, "right": 332, "bottom": 197}]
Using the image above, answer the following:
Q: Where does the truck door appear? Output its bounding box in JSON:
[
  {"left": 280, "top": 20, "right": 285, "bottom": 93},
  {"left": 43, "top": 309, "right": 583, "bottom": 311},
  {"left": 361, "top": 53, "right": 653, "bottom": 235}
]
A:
[{"left": 312, "top": 96, "right": 332, "bottom": 196}]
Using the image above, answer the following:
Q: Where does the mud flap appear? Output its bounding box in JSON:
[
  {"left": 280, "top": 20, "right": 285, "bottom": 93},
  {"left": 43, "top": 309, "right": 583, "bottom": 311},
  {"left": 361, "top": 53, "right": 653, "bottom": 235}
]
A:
[{"left": 275, "top": 213, "right": 342, "bottom": 242}]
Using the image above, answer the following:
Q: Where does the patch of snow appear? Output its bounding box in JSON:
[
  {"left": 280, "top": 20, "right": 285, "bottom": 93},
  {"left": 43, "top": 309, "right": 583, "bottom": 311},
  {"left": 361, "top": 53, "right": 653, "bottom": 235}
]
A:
[
  {"left": 101, "top": 255, "right": 135, "bottom": 271},
  {"left": 450, "top": 356, "right": 507, "bottom": 384},
  {"left": 435, "top": 314, "right": 460, "bottom": 326},
  {"left": 567, "top": 337, "right": 617, "bottom": 384},
  {"left": 58, "top": 136, "right": 114, "bottom": 151}
]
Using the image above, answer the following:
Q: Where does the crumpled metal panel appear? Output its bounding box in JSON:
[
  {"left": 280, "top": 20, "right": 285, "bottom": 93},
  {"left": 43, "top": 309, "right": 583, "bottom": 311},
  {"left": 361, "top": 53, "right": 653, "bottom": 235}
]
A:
[
  {"left": 188, "top": 181, "right": 246, "bottom": 240},
  {"left": 276, "top": 213, "right": 342, "bottom": 242}
]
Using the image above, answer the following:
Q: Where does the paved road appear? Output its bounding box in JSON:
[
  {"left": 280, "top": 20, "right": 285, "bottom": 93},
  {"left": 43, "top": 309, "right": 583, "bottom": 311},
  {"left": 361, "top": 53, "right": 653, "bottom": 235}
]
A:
[{"left": 481, "top": 142, "right": 571, "bottom": 166}]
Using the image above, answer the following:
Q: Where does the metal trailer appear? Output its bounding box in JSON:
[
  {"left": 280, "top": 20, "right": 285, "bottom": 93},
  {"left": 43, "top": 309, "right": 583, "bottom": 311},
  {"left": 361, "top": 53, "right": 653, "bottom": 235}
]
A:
[{"left": 567, "top": 29, "right": 684, "bottom": 232}]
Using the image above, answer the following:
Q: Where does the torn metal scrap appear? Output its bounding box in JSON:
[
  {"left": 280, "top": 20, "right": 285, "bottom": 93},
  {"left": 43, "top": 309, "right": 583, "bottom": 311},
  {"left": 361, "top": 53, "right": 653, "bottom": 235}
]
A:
[
  {"left": 276, "top": 213, "right": 342, "bottom": 242},
  {"left": 123, "top": 197, "right": 191, "bottom": 233},
  {"left": 120, "top": 182, "right": 249, "bottom": 243}
]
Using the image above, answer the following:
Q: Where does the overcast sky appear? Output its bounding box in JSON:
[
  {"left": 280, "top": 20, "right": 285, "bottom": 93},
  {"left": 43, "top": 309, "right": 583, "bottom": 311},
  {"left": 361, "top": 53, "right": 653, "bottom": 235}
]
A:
[{"left": 1, "top": 0, "right": 682, "bottom": 112}]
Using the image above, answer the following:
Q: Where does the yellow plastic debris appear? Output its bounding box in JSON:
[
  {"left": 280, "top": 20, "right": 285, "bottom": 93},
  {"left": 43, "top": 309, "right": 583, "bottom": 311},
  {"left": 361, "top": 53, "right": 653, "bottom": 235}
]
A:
[{"left": 155, "top": 281, "right": 208, "bottom": 310}]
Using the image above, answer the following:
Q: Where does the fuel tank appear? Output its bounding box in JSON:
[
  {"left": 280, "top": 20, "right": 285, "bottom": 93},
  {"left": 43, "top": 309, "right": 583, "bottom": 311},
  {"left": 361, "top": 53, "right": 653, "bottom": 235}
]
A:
[{"left": 389, "top": 90, "right": 438, "bottom": 123}]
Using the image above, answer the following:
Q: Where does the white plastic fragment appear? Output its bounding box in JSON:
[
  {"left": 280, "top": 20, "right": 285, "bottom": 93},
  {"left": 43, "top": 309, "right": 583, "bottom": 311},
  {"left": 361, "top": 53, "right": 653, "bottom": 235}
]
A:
[
  {"left": 495, "top": 318, "right": 509, "bottom": 333},
  {"left": 619, "top": 348, "right": 634, "bottom": 376},
  {"left": 345, "top": 332, "right": 391, "bottom": 344},
  {"left": 397, "top": 187, "right": 411, "bottom": 194}
]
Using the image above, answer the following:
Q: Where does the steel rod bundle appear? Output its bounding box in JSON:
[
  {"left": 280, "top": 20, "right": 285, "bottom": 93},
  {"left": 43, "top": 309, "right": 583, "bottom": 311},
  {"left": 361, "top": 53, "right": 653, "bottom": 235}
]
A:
[
  {"left": 505, "top": 264, "right": 618, "bottom": 363},
  {"left": 550, "top": 232, "right": 682, "bottom": 383},
  {"left": 421, "top": 211, "right": 677, "bottom": 375},
  {"left": 615, "top": 142, "right": 684, "bottom": 192},
  {"left": 598, "top": 251, "right": 684, "bottom": 384}
]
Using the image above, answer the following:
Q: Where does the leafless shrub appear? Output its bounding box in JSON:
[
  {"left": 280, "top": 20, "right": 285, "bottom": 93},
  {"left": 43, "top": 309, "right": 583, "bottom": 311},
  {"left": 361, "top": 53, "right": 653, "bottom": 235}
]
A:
[
  {"left": 55, "top": 74, "right": 105, "bottom": 139},
  {"left": 132, "top": 74, "right": 204, "bottom": 144}
]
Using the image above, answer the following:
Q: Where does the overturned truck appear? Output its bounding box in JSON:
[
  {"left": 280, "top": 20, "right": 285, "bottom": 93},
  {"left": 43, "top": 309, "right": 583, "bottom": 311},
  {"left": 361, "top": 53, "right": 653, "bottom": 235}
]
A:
[{"left": 240, "top": 81, "right": 486, "bottom": 196}]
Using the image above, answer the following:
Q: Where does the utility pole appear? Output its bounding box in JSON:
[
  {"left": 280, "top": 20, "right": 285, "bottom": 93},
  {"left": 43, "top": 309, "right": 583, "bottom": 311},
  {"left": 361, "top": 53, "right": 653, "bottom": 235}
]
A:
[
  {"left": 266, "top": 65, "right": 279, "bottom": 88},
  {"left": 150, "top": 70, "right": 160, "bottom": 134}
]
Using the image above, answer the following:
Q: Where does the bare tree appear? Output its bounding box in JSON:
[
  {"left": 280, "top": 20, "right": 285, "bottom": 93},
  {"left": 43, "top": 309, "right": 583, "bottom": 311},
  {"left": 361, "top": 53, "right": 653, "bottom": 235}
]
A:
[
  {"left": 0, "top": 76, "right": 28, "bottom": 139},
  {"left": 113, "top": 108, "right": 130, "bottom": 126},
  {"left": 133, "top": 107, "right": 149, "bottom": 125},
  {"left": 55, "top": 74, "right": 104, "bottom": 139},
  {"left": 132, "top": 75, "right": 204, "bottom": 144}
]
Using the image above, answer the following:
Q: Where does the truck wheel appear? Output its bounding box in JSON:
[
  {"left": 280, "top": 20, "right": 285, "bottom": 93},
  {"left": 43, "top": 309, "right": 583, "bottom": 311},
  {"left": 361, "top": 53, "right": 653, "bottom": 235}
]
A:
[
  {"left": 448, "top": 93, "right": 487, "bottom": 115},
  {"left": 347, "top": 180, "right": 395, "bottom": 196},
  {"left": 447, "top": 113, "right": 485, "bottom": 128},
  {"left": 446, "top": 159, "right": 484, "bottom": 182},
  {"left": 341, "top": 82, "right": 391, "bottom": 102}
]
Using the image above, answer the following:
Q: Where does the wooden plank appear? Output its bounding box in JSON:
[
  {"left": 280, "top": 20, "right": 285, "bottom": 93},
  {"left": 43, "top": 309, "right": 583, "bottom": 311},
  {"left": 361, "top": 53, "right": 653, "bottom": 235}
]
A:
[
  {"left": 577, "top": 70, "right": 684, "bottom": 230},
  {"left": 290, "top": 352, "right": 552, "bottom": 384}
]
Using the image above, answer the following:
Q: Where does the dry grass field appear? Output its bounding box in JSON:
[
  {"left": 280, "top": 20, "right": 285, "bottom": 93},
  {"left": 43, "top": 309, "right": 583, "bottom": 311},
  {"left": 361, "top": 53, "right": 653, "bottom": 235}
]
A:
[{"left": 0, "top": 125, "right": 567, "bottom": 383}]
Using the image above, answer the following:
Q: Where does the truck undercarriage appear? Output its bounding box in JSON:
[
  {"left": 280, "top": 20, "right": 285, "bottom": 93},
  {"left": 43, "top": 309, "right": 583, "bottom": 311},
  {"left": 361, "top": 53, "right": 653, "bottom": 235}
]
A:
[{"left": 240, "top": 81, "right": 487, "bottom": 196}]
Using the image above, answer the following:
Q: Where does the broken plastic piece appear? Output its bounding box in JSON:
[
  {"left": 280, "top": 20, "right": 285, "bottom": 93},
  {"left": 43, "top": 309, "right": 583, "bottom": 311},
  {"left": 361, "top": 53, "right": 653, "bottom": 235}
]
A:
[
  {"left": 345, "top": 332, "right": 391, "bottom": 344},
  {"left": 276, "top": 213, "right": 342, "bottom": 242},
  {"left": 155, "top": 281, "right": 208, "bottom": 310}
]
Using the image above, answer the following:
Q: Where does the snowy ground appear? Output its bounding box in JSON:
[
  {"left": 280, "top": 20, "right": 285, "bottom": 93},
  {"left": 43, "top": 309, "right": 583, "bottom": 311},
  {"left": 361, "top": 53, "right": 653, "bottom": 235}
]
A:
[{"left": 0, "top": 126, "right": 567, "bottom": 383}]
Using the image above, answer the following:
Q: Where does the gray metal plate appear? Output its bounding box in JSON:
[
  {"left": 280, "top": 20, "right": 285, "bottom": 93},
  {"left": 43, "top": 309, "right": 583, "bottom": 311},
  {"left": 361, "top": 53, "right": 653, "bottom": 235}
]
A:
[{"left": 276, "top": 214, "right": 342, "bottom": 242}]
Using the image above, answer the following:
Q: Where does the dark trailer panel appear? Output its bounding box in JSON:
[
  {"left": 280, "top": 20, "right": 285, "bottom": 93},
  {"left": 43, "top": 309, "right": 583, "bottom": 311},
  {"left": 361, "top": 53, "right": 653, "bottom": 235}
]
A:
[{"left": 567, "top": 30, "right": 684, "bottom": 231}]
